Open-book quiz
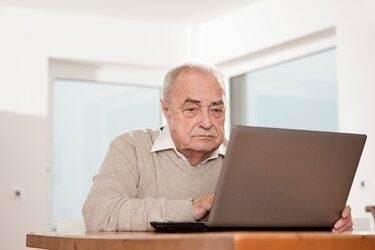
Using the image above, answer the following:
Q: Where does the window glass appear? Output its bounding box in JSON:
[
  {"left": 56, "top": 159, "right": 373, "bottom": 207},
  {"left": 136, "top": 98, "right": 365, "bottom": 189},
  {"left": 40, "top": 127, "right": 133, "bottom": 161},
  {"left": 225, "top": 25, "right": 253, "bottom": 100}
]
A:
[
  {"left": 52, "top": 79, "right": 161, "bottom": 228},
  {"left": 230, "top": 49, "right": 337, "bottom": 132}
]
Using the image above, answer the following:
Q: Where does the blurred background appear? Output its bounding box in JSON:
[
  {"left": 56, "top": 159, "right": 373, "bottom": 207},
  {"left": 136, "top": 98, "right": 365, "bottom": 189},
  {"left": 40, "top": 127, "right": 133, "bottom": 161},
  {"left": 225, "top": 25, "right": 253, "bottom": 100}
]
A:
[{"left": 0, "top": 0, "right": 374, "bottom": 249}]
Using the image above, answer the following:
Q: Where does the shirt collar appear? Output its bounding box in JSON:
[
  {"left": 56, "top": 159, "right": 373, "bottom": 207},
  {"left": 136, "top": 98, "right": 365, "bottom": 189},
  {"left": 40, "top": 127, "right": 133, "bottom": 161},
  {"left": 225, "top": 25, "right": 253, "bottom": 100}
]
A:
[{"left": 151, "top": 124, "right": 226, "bottom": 165}]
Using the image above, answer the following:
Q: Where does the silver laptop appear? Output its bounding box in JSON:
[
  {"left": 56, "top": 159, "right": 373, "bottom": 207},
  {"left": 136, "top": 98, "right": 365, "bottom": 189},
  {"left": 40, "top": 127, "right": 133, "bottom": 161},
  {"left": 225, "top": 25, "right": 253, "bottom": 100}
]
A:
[{"left": 151, "top": 126, "right": 367, "bottom": 232}]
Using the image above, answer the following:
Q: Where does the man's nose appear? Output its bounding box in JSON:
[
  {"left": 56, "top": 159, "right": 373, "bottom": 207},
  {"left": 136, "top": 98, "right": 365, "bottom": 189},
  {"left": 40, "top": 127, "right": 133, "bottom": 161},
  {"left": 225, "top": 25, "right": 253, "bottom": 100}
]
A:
[{"left": 199, "top": 109, "right": 213, "bottom": 129}]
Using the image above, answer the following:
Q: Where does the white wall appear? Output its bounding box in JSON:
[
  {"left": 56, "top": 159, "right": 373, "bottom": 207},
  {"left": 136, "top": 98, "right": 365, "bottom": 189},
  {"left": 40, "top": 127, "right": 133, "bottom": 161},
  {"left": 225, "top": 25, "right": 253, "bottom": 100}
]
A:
[
  {"left": 190, "top": 0, "right": 336, "bottom": 63},
  {"left": 191, "top": 0, "right": 375, "bottom": 223},
  {"left": 336, "top": 0, "right": 375, "bottom": 221},
  {"left": 0, "top": 6, "right": 189, "bottom": 250},
  {"left": 0, "top": 6, "right": 189, "bottom": 116}
]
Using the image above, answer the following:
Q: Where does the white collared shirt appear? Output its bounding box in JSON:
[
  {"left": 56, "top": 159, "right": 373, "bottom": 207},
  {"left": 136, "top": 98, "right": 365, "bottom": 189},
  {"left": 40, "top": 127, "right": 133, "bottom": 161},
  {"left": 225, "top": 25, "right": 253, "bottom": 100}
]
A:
[{"left": 150, "top": 124, "right": 226, "bottom": 166}]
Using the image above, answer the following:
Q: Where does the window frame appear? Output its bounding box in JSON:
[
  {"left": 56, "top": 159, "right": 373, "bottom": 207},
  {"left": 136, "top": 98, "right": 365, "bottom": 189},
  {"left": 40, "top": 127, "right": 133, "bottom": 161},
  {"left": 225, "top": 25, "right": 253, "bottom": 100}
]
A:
[
  {"left": 47, "top": 59, "right": 166, "bottom": 231},
  {"left": 217, "top": 27, "right": 336, "bottom": 136}
]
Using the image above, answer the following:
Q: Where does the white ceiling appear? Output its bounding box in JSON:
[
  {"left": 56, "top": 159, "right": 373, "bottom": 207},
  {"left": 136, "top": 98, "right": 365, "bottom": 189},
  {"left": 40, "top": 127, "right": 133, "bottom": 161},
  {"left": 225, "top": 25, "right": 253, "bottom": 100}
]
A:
[{"left": 0, "top": 0, "right": 258, "bottom": 23}]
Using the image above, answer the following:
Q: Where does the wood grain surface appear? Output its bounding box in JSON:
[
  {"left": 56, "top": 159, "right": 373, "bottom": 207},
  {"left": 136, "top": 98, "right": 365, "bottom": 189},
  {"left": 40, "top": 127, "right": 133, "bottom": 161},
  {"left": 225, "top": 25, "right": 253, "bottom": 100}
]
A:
[{"left": 26, "top": 231, "right": 375, "bottom": 250}]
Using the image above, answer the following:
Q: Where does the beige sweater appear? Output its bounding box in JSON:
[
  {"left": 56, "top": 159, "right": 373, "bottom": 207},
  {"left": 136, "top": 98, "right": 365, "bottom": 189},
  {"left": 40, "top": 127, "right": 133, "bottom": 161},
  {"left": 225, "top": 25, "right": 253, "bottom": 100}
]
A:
[{"left": 82, "top": 129, "right": 224, "bottom": 231}]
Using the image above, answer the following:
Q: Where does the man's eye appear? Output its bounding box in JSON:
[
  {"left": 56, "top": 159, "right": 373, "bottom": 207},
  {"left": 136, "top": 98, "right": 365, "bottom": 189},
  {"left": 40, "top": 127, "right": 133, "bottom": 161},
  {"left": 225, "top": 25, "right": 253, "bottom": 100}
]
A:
[
  {"left": 182, "top": 107, "right": 199, "bottom": 117},
  {"left": 185, "top": 107, "right": 198, "bottom": 112},
  {"left": 211, "top": 108, "right": 223, "bottom": 113}
]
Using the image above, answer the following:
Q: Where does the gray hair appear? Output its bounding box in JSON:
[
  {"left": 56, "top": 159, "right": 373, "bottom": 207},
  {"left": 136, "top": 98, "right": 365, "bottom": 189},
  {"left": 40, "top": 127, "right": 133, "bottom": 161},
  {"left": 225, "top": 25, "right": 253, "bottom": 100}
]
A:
[{"left": 162, "top": 63, "right": 225, "bottom": 102}]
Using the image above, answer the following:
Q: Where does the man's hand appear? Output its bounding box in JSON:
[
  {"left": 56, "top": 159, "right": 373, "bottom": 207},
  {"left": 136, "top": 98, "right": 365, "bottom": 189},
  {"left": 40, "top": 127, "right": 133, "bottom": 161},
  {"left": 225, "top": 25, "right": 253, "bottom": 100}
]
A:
[
  {"left": 192, "top": 194, "right": 214, "bottom": 220},
  {"left": 332, "top": 206, "right": 353, "bottom": 233}
]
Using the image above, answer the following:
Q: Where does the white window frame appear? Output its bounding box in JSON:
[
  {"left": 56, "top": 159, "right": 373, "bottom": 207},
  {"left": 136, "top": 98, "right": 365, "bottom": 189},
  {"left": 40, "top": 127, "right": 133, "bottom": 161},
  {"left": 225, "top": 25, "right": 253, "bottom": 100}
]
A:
[
  {"left": 46, "top": 59, "right": 167, "bottom": 231},
  {"left": 217, "top": 27, "right": 336, "bottom": 136}
]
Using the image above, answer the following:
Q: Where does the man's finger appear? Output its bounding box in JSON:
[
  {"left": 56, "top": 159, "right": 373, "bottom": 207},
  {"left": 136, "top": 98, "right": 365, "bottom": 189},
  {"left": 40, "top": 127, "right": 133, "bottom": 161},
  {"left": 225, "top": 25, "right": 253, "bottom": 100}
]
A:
[
  {"left": 333, "top": 222, "right": 353, "bottom": 233},
  {"left": 203, "top": 194, "right": 214, "bottom": 210},
  {"left": 334, "top": 217, "right": 351, "bottom": 230},
  {"left": 342, "top": 206, "right": 351, "bottom": 218}
]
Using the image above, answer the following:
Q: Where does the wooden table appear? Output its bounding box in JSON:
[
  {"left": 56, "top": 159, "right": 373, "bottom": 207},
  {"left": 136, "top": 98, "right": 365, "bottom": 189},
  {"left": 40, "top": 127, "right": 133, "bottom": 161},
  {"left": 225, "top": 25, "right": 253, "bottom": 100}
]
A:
[{"left": 27, "top": 231, "right": 375, "bottom": 250}]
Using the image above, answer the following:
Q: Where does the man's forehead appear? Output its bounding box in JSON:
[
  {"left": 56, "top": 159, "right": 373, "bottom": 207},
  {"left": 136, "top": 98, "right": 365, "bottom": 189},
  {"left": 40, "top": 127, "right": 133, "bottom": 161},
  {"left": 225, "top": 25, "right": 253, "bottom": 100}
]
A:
[
  {"left": 171, "top": 86, "right": 224, "bottom": 106},
  {"left": 168, "top": 69, "right": 224, "bottom": 104}
]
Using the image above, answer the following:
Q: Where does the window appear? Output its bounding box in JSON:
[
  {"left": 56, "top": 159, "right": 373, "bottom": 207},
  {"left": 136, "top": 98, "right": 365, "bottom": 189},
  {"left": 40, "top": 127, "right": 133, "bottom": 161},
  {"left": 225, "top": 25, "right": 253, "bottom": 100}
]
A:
[
  {"left": 230, "top": 48, "right": 337, "bottom": 132},
  {"left": 52, "top": 79, "right": 161, "bottom": 230}
]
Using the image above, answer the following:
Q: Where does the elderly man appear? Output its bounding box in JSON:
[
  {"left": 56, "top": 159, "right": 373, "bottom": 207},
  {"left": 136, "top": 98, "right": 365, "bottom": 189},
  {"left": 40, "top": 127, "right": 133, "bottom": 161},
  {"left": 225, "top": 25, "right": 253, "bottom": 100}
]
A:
[{"left": 82, "top": 63, "right": 353, "bottom": 232}]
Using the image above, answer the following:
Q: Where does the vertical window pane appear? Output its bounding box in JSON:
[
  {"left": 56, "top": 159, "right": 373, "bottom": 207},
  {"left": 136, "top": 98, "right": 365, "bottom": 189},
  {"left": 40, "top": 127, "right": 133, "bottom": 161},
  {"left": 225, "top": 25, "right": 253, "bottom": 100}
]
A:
[
  {"left": 230, "top": 48, "right": 337, "bottom": 132},
  {"left": 52, "top": 79, "right": 161, "bottom": 228}
]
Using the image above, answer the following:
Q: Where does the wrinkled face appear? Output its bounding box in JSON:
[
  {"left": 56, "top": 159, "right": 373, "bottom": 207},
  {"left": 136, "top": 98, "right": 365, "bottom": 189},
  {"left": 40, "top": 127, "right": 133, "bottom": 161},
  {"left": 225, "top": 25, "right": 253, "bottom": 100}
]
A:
[{"left": 162, "top": 70, "right": 225, "bottom": 155}]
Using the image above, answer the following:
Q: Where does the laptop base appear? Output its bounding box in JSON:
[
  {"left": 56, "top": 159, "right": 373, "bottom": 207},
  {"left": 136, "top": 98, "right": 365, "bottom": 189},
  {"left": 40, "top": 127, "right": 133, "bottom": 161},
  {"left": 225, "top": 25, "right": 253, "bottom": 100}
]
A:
[{"left": 150, "top": 222, "right": 332, "bottom": 233}]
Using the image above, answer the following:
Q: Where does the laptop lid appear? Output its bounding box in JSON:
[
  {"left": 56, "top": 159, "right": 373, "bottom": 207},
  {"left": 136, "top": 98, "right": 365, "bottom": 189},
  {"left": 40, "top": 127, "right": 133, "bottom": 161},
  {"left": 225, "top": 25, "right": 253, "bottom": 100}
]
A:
[{"left": 208, "top": 126, "right": 366, "bottom": 228}]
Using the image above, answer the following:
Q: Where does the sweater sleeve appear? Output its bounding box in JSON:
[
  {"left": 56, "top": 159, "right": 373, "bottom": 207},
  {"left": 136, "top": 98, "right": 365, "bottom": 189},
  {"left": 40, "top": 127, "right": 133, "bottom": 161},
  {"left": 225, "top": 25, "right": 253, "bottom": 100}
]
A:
[{"left": 82, "top": 134, "right": 195, "bottom": 232}]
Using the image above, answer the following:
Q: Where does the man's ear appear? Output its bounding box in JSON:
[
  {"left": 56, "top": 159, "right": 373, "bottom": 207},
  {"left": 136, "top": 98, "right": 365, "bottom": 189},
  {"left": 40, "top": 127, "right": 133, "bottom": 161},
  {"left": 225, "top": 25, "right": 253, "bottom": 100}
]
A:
[{"left": 161, "top": 99, "right": 169, "bottom": 118}]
